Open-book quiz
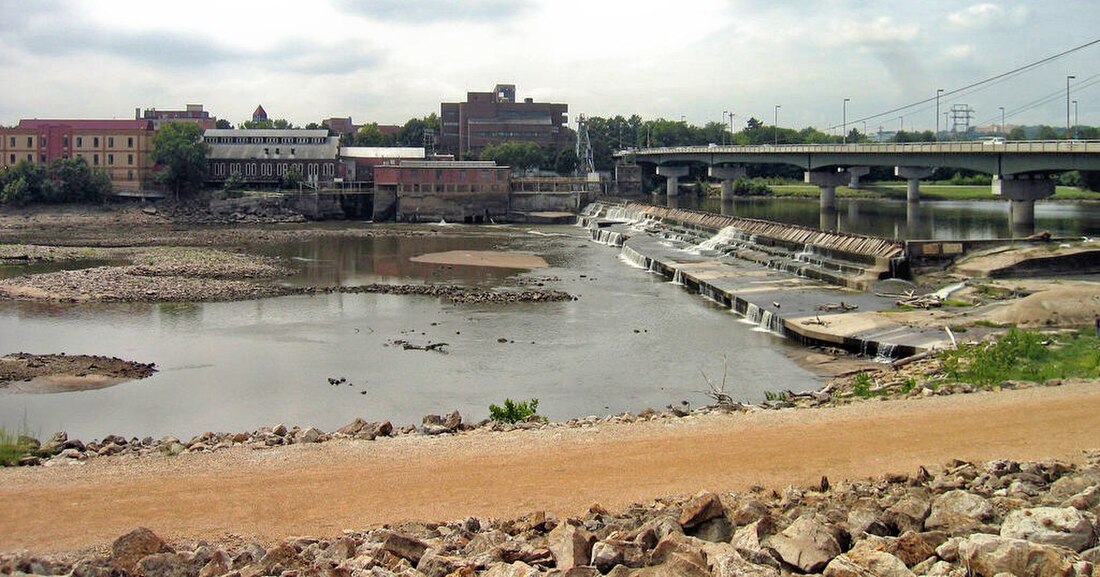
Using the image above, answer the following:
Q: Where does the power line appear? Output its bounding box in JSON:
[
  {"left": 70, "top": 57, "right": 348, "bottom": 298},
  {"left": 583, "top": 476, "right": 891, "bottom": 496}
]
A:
[{"left": 827, "top": 37, "right": 1100, "bottom": 131}]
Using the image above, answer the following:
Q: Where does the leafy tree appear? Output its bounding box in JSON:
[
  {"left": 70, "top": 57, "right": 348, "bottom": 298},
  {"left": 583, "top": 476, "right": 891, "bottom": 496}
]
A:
[
  {"left": 354, "top": 123, "right": 396, "bottom": 147},
  {"left": 480, "top": 141, "right": 544, "bottom": 172},
  {"left": 396, "top": 114, "right": 440, "bottom": 148},
  {"left": 554, "top": 148, "right": 578, "bottom": 175},
  {"left": 281, "top": 165, "right": 303, "bottom": 189},
  {"left": 304, "top": 122, "right": 323, "bottom": 130},
  {"left": 47, "top": 157, "right": 111, "bottom": 203},
  {"left": 1079, "top": 171, "right": 1100, "bottom": 192},
  {"left": 1007, "top": 126, "right": 1028, "bottom": 140},
  {"left": 1, "top": 177, "right": 31, "bottom": 206},
  {"left": 223, "top": 171, "right": 246, "bottom": 196},
  {"left": 239, "top": 118, "right": 295, "bottom": 130},
  {"left": 214, "top": 119, "right": 232, "bottom": 129},
  {"left": 1034, "top": 125, "right": 1060, "bottom": 140},
  {"left": 152, "top": 122, "right": 209, "bottom": 198}
]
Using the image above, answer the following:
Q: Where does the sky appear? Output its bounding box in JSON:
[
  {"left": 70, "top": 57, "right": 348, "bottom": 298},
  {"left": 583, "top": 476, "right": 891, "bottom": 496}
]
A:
[{"left": 1, "top": 0, "right": 1097, "bottom": 135}]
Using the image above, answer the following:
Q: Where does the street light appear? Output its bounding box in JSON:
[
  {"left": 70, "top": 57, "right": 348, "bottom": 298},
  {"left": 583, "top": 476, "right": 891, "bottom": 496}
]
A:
[
  {"left": 1073, "top": 100, "right": 1079, "bottom": 139},
  {"left": 728, "top": 110, "right": 735, "bottom": 140},
  {"left": 937, "top": 89, "right": 946, "bottom": 140},
  {"left": 1067, "top": 75, "right": 1075, "bottom": 140},
  {"left": 774, "top": 105, "right": 781, "bottom": 145},
  {"left": 999, "top": 106, "right": 1005, "bottom": 135},
  {"left": 722, "top": 110, "right": 729, "bottom": 144},
  {"left": 842, "top": 98, "right": 850, "bottom": 144}
]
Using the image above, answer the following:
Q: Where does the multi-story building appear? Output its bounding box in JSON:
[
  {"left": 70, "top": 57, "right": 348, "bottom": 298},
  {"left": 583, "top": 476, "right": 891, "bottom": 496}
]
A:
[
  {"left": 440, "top": 84, "right": 570, "bottom": 159},
  {"left": 1, "top": 119, "right": 156, "bottom": 192},
  {"left": 373, "top": 160, "right": 510, "bottom": 223},
  {"left": 203, "top": 128, "right": 341, "bottom": 186},
  {"left": 137, "top": 104, "right": 218, "bottom": 130}
]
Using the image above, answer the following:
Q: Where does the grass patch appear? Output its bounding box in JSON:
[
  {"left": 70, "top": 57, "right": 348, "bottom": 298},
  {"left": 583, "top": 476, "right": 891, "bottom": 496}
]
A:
[
  {"left": 0, "top": 428, "right": 37, "bottom": 466},
  {"left": 941, "top": 328, "right": 1100, "bottom": 386},
  {"left": 851, "top": 372, "right": 875, "bottom": 398}
]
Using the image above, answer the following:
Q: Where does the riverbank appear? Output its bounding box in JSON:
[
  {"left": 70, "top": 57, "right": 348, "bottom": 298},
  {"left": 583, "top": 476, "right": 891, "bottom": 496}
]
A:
[{"left": 1, "top": 380, "right": 1097, "bottom": 571}]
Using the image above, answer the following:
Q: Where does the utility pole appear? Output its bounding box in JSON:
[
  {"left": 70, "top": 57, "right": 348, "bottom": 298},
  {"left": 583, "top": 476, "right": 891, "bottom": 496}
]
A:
[
  {"left": 774, "top": 105, "right": 781, "bottom": 145},
  {"left": 935, "top": 89, "right": 944, "bottom": 140},
  {"left": 1073, "top": 100, "right": 1079, "bottom": 139},
  {"left": 842, "top": 98, "right": 850, "bottom": 144},
  {"left": 1067, "top": 75, "right": 1076, "bottom": 140},
  {"left": 999, "top": 107, "right": 1005, "bottom": 135}
]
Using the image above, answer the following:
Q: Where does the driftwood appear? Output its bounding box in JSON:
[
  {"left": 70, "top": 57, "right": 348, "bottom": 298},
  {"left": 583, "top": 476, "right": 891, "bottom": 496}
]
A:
[
  {"left": 815, "top": 301, "right": 858, "bottom": 313},
  {"left": 803, "top": 315, "right": 831, "bottom": 327},
  {"left": 895, "top": 290, "right": 943, "bottom": 309},
  {"left": 891, "top": 349, "right": 936, "bottom": 368},
  {"left": 391, "top": 340, "right": 450, "bottom": 353}
]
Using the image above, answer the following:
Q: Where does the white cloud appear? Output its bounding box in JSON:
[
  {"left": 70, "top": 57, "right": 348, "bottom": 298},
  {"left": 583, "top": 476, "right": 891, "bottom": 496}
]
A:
[{"left": 947, "top": 3, "right": 1004, "bottom": 29}]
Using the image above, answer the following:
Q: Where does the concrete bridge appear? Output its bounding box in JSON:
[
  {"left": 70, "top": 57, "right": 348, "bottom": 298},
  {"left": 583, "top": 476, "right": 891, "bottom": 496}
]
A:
[{"left": 617, "top": 141, "right": 1100, "bottom": 229}]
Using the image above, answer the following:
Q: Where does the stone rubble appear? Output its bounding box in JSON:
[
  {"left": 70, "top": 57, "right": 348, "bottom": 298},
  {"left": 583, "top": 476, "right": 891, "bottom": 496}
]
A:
[{"left": 3, "top": 453, "right": 1098, "bottom": 576}]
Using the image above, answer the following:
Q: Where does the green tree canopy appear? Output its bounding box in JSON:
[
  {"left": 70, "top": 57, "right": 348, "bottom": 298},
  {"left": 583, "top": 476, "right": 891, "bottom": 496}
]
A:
[
  {"left": 479, "top": 142, "right": 544, "bottom": 172},
  {"left": 152, "top": 122, "right": 209, "bottom": 198},
  {"left": 354, "top": 123, "right": 396, "bottom": 147},
  {"left": 0, "top": 158, "right": 110, "bottom": 206}
]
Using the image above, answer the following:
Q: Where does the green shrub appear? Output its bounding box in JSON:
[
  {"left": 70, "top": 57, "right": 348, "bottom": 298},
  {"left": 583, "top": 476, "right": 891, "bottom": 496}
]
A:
[
  {"left": 0, "top": 428, "right": 36, "bottom": 466},
  {"left": 941, "top": 328, "right": 1100, "bottom": 386},
  {"left": 489, "top": 398, "right": 543, "bottom": 424},
  {"left": 852, "top": 372, "right": 874, "bottom": 398},
  {"left": 733, "top": 178, "right": 773, "bottom": 196}
]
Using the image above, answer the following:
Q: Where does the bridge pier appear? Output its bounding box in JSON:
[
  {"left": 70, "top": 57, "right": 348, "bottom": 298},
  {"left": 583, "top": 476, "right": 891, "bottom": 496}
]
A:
[
  {"left": 656, "top": 165, "right": 689, "bottom": 197},
  {"left": 847, "top": 166, "right": 870, "bottom": 189},
  {"left": 993, "top": 174, "right": 1055, "bottom": 232},
  {"left": 805, "top": 169, "right": 849, "bottom": 211},
  {"left": 895, "top": 166, "right": 934, "bottom": 203},
  {"left": 709, "top": 165, "right": 746, "bottom": 201}
]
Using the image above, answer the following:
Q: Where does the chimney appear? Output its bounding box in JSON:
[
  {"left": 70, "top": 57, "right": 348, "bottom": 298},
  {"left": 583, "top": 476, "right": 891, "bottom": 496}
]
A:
[{"left": 135, "top": 107, "right": 141, "bottom": 120}]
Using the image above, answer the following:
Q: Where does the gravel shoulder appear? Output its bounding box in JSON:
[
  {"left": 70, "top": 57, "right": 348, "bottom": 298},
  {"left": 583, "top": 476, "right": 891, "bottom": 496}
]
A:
[{"left": 2, "top": 380, "right": 1097, "bottom": 555}]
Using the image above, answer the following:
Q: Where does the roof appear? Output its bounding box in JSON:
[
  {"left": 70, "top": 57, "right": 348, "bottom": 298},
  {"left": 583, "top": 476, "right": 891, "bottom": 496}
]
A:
[
  {"left": 340, "top": 147, "right": 425, "bottom": 159},
  {"left": 396, "top": 160, "right": 503, "bottom": 169},
  {"left": 253, "top": 104, "right": 267, "bottom": 119},
  {"left": 204, "top": 129, "right": 331, "bottom": 138},
  {"left": 17, "top": 119, "right": 154, "bottom": 131}
]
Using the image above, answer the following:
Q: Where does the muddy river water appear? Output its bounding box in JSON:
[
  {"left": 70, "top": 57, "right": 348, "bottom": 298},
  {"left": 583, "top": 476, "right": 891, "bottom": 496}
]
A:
[{"left": 0, "top": 223, "right": 818, "bottom": 440}]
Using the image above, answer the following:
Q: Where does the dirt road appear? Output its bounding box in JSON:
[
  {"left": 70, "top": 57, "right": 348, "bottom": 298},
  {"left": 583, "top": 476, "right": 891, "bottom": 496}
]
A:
[{"left": 2, "top": 381, "right": 1098, "bottom": 555}]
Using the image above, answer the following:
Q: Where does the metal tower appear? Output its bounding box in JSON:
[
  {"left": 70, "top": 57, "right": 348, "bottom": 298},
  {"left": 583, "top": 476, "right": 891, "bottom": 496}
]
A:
[{"left": 575, "top": 114, "right": 595, "bottom": 176}]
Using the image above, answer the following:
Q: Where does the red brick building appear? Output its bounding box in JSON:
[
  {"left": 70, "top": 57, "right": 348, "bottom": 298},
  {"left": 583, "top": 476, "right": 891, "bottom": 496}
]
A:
[
  {"left": 373, "top": 160, "right": 510, "bottom": 223},
  {"left": 137, "top": 104, "right": 217, "bottom": 130},
  {"left": 1, "top": 119, "right": 156, "bottom": 192},
  {"left": 440, "top": 84, "right": 570, "bottom": 159}
]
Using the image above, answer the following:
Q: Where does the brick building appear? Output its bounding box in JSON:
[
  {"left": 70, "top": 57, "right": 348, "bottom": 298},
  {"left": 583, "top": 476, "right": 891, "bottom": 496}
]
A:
[
  {"left": 1, "top": 119, "right": 156, "bottom": 192},
  {"left": 373, "top": 160, "right": 510, "bottom": 223},
  {"left": 137, "top": 104, "right": 217, "bottom": 130},
  {"left": 203, "top": 128, "right": 341, "bottom": 186},
  {"left": 440, "top": 84, "right": 570, "bottom": 159},
  {"left": 339, "top": 147, "right": 425, "bottom": 182}
]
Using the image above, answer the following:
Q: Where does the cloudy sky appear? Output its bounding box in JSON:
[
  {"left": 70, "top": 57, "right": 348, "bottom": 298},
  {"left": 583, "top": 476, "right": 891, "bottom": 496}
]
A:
[{"left": 1, "top": 0, "right": 1097, "bottom": 134}]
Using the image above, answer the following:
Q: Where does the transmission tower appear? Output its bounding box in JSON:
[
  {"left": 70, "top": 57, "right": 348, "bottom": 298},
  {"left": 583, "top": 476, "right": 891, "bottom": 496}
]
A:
[
  {"left": 422, "top": 128, "right": 436, "bottom": 156},
  {"left": 950, "top": 104, "right": 975, "bottom": 136},
  {"left": 575, "top": 114, "right": 595, "bottom": 176}
]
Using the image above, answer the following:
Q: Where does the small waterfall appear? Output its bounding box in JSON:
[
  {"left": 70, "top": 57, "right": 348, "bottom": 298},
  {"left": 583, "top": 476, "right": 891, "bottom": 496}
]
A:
[
  {"left": 741, "top": 303, "right": 764, "bottom": 326},
  {"left": 670, "top": 269, "right": 684, "bottom": 286},
  {"left": 761, "top": 310, "right": 786, "bottom": 336},
  {"left": 699, "top": 284, "right": 721, "bottom": 304},
  {"left": 648, "top": 258, "right": 662, "bottom": 274},
  {"left": 619, "top": 245, "right": 649, "bottom": 269},
  {"left": 589, "top": 228, "right": 624, "bottom": 247},
  {"left": 874, "top": 342, "right": 898, "bottom": 363}
]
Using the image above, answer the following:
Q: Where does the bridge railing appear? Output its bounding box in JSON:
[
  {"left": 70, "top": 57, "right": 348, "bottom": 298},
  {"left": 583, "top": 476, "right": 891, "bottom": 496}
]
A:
[{"left": 617, "top": 140, "right": 1100, "bottom": 156}]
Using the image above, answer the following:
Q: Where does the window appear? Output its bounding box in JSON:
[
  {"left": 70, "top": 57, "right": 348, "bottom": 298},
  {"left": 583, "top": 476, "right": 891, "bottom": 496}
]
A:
[
  {"left": 93, "top": 154, "right": 99, "bottom": 166},
  {"left": 127, "top": 154, "right": 133, "bottom": 165},
  {"left": 93, "top": 137, "right": 99, "bottom": 147},
  {"left": 40, "top": 136, "right": 47, "bottom": 147},
  {"left": 127, "top": 170, "right": 134, "bottom": 181},
  {"left": 290, "top": 148, "right": 295, "bottom": 156},
  {"left": 275, "top": 148, "right": 280, "bottom": 155},
  {"left": 76, "top": 136, "right": 83, "bottom": 147},
  {"left": 263, "top": 148, "right": 269, "bottom": 156},
  {"left": 63, "top": 136, "right": 69, "bottom": 148},
  {"left": 108, "top": 137, "right": 114, "bottom": 147},
  {"left": 8, "top": 137, "right": 13, "bottom": 147},
  {"left": 108, "top": 154, "right": 114, "bottom": 165},
  {"left": 127, "top": 137, "right": 134, "bottom": 147},
  {"left": 41, "top": 154, "right": 46, "bottom": 163},
  {"left": 8, "top": 154, "right": 14, "bottom": 164},
  {"left": 26, "top": 137, "right": 33, "bottom": 147}
]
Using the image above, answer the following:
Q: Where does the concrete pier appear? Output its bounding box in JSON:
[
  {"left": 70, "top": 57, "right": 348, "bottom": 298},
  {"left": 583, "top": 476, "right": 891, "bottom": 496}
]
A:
[
  {"left": 993, "top": 174, "right": 1055, "bottom": 231},
  {"left": 895, "top": 167, "right": 934, "bottom": 203},
  {"left": 847, "top": 166, "right": 870, "bottom": 189},
  {"left": 709, "top": 165, "right": 746, "bottom": 201},
  {"left": 656, "top": 165, "right": 689, "bottom": 197},
  {"left": 805, "top": 169, "right": 849, "bottom": 211}
]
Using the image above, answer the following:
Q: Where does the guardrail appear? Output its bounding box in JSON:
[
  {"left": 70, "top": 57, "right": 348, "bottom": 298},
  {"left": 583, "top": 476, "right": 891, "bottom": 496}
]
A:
[{"left": 617, "top": 140, "right": 1100, "bottom": 156}]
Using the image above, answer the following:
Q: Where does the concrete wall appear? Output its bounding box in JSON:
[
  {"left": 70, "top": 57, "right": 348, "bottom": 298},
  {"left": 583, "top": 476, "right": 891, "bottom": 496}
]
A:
[
  {"left": 509, "top": 191, "right": 593, "bottom": 213},
  {"left": 396, "top": 190, "right": 509, "bottom": 223}
]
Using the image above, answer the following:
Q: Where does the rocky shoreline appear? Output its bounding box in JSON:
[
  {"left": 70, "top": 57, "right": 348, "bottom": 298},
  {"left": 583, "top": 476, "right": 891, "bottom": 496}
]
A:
[{"left": 3, "top": 452, "right": 1098, "bottom": 576}]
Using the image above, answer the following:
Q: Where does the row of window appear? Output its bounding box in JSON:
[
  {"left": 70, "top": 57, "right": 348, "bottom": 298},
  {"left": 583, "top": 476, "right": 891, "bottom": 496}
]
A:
[
  {"left": 209, "top": 161, "right": 337, "bottom": 178},
  {"left": 403, "top": 168, "right": 505, "bottom": 182},
  {"left": 5, "top": 136, "right": 136, "bottom": 149},
  {"left": 400, "top": 184, "right": 507, "bottom": 194},
  {"left": 205, "top": 136, "right": 327, "bottom": 145},
  {"left": 6, "top": 153, "right": 134, "bottom": 166}
]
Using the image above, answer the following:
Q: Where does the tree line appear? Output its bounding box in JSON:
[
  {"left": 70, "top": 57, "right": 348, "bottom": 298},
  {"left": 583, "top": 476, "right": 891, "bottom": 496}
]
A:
[{"left": 0, "top": 157, "right": 112, "bottom": 206}]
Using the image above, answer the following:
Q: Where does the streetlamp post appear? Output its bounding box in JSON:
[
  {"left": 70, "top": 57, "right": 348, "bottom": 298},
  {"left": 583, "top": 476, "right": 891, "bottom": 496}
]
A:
[
  {"left": 1066, "top": 75, "right": 1075, "bottom": 140},
  {"left": 722, "top": 111, "right": 729, "bottom": 144},
  {"left": 1073, "top": 100, "right": 1079, "bottom": 139},
  {"left": 728, "top": 110, "right": 735, "bottom": 141},
  {"left": 843, "top": 98, "right": 850, "bottom": 144},
  {"left": 999, "top": 107, "right": 1005, "bottom": 135},
  {"left": 774, "top": 105, "right": 781, "bottom": 145},
  {"left": 935, "top": 89, "right": 944, "bottom": 140}
]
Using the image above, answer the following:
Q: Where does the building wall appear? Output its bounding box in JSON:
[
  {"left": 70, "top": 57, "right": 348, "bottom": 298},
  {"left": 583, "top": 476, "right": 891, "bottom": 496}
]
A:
[
  {"left": 2, "top": 120, "right": 155, "bottom": 192},
  {"left": 204, "top": 129, "right": 341, "bottom": 186},
  {"left": 374, "top": 161, "right": 511, "bottom": 222},
  {"left": 440, "top": 85, "right": 569, "bottom": 159}
]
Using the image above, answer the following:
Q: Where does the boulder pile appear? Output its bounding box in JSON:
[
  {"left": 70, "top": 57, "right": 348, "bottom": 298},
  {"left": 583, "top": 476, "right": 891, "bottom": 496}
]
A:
[{"left": 3, "top": 454, "right": 1098, "bottom": 576}]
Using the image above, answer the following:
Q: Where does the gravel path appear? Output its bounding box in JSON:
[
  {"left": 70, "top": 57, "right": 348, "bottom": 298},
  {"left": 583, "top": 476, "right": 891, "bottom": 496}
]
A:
[{"left": 2, "top": 380, "right": 1097, "bottom": 555}]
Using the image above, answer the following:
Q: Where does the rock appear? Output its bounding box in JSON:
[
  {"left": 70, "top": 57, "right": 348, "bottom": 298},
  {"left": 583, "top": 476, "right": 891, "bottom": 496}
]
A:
[
  {"left": 253, "top": 542, "right": 300, "bottom": 575},
  {"left": 847, "top": 507, "right": 890, "bottom": 537},
  {"left": 884, "top": 493, "right": 931, "bottom": 534},
  {"left": 547, "top": 521, "right": 594, "bottom": 571},
  {"left": 337, "top": 417, "right": 367, "bottom": 436},
  {"left": 688, "top": 516, "right": 732, "bottom": 543},
  {"left": 824, "top": 549, "right": 915, "bottom": 577},
  {"left": 136, "top": 553, "right": 200, "bottom": 577},
  {"left": 443, "top": 410, "right": 463, "bottom": 431},
  {"left": 422, "top": 424, "right": 451, "bottom": 436},
  {"left": 294, "top": 427, "right": 322, "bottom": 443},
  {"left": 416, "top": 549, "right": 466, "bottom": 577},
  {"left": 699, "top": 542, "right": 780, "bottom": 577},
  {"left": 731, "top": 516, "right": 777, "bottom": 554},
  {"left": 373, "top": 420, "right": 394, "bottom": 437},
  {"left": 925, "top": 490, "right": 994, "bottom": 535},
  {"left": 1000, "top": 507, "right": 1097, "bottom": 552},
  {"left": 958, "top": 533, "right": 1076, "bottom": 577},
  {"left": 380, "top": 531, "right": 430, "bottom": 565},
  {"left": 765, "top": 514, "right": 845, "bottom": 573},
  {"left": 197, "top": 550, "right": 230, "bottom": 577},
  {"left": 111, "top": 527, "right": 174, "bottom": 573},
  {"left": 481, "top": 560, "right": 540, "bottom": 577},
  {"left": 678, "top": 492, "right": 725, "bottom": 529}
]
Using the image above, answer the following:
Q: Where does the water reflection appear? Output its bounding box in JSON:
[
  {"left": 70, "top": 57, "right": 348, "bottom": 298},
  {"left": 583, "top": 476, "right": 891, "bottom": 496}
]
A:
[{"left": 646, "top": 195, "right": 1100, "bottom": 240}]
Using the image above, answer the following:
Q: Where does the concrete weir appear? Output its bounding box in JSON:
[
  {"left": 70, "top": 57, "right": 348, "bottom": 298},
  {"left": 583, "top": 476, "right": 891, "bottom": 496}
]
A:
[{"left": 580, "top": 202, "right": 952, "bottom": 359}]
